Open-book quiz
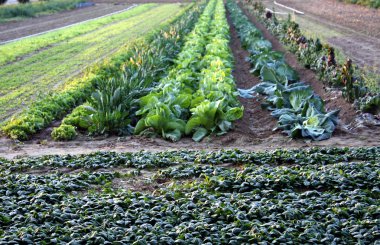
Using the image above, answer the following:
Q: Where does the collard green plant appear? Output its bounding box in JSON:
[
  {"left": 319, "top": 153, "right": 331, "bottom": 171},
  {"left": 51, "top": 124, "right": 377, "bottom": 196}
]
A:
[
  {"left": 245, "top": 0, "right": 380, "bottom": 113},
  {"left": 227, "top": 1, "right": 339, "bottom": 141}
]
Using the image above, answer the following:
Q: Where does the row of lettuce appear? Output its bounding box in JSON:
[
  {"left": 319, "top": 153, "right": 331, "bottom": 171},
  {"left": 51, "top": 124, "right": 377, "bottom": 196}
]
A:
[
  {"left": 1, "top": 2, "right": 202, "bottom": 141},
  {"left": 0, "top": 147, "right": 378, "bottom": 243},
  {"left": 244, "top": 0, "right": 379, "bottom": 114},
  {"left": 135, "top": 0, "right": 242, "bottom": 142},
  {"left": 227, "top": 0, "right": 339, "bottom": 141}
]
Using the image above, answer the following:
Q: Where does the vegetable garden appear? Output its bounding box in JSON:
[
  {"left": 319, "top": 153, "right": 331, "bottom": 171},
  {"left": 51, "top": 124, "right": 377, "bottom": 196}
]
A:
[
  {"left": 0, "top": 147, "right": 379, "bottom": 243},
  {"left": 0, "top": 0, "right": 379, "bottom": 243}
]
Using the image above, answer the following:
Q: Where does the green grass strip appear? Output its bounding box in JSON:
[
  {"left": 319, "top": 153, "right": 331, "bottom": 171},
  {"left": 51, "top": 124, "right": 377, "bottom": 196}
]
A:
[{"left": 0, "top": 4, "right": 156, "bottom": 65}]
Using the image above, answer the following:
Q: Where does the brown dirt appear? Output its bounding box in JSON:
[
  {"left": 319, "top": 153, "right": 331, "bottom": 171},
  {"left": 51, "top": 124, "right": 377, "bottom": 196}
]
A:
[
  {"left": 277, "top": 0, "right": 380, "bottom": 39},
  {"left": 0, "top": 3, "right": 133, "bottom": 42},
  {"left": 226, "top": 12, "right": 278, "bottom": 139},
  {"left": 328, "top": 35, "right": 380, "bottom": 69}
]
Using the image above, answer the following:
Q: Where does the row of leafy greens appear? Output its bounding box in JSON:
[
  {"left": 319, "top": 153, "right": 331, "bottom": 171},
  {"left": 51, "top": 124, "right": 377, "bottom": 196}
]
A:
[
  {"left": 48, "top": 3, "right": 204, "bottom": 140},
  {"left": 135, "top": 0, "right": 243, "bottom": 142},
  {"left": 227, "top": 0, "right": 340, "bottom": 141},
  {"left": 0, "top": 147, "right": 378, "bottom": 243},
  {"left": 2, "top": 147, "right": 379, "bottom": 171}
]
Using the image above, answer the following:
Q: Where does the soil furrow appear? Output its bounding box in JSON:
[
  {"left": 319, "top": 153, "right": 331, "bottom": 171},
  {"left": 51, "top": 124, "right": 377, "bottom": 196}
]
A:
[{"left": 226, "top": 11, "right": 279, "bottom": 138}]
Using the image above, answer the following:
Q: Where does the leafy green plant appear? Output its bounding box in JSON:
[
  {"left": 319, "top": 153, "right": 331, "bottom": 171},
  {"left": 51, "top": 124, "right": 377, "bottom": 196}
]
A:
[
  {"left": 0, "top": 147, "right": 378, "bottom": 243},
  {"left": 51, "top": 124, "right": 77, "bottom": 140},
  {"left": 0, "top": 0, "right": 82, "bottom": 21},
  {"left": 358, "top": 94, "right": 380, "bottom": 114},
  {"left": 86, "top": 74, "right": 151, "bottom": 135},
  {"left": 61, "top": 103, "right": 92, "bottom": 130},
  {"left": 244, "top": 0, "right": 380, "bottom": 114},
  {"left": 185, "top": 100, "right": 243, "bottom": 141}
]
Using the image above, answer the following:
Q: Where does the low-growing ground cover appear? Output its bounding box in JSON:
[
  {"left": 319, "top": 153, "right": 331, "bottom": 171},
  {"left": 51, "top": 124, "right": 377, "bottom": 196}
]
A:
[
  {"left": 0, "top": 3, "right": 187, "bottom": 123},
  {"left": 0, "top": 4, "right": 152, "bottom": 65},
  {"left": 0, "top": 147, "right": 378, "bottom": 243},
  {"left": 338, "top": 0, "right": 380, "bottom": 8}
]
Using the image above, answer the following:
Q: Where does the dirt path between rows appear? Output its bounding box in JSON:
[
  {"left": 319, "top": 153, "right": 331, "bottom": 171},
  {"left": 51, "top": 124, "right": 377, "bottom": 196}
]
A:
[
  {"left": 261, "top": 0, "right": 380, "bottom": 70},
  {"left": 0, "top": 3, "right": 132, "bottom": 42},
  {"left": 0, "top": 4, "right": 378, "bottom": 159},
  {"left": 225, "top": 11, "right": 278, "bottom": 139}
]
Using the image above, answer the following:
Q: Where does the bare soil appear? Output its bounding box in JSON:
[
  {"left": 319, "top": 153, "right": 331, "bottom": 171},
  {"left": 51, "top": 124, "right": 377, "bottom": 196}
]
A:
[
  {"left": 277, "top": 0, "right": 380, "bottom": 38},
  {"left": 226, "top": 12, "right": 278, "bottom": 139},
  {"left": 0, "top": 3, "right": 378, "bottom": 159},
  {"left": 262, "top": 0, "right": 380, "bottom": 70},
  {"left": 0, "top": 3, "right": 133, "bottom": 42}
]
